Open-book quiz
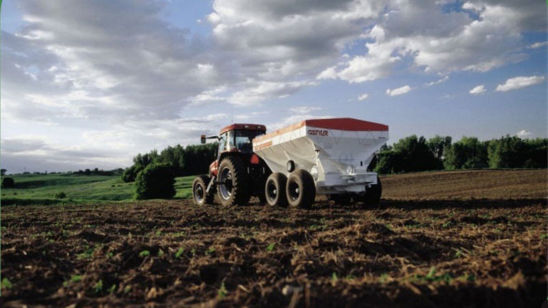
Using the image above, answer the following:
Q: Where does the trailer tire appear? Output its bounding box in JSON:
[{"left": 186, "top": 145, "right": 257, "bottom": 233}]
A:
[
  {"left": 286, "top": 169, "right": 316, "bottom": 209},
  {"left": 217, "top": 156, "right": 250, "bottom": 206},
  {"left": 362, "top": 176, "right": 382, "bottom": 206},
  {"left": 192, "top": 175, "right": 215, "bottom": 206},
  {"left": 265, "top": 173, "right": 288, "bottom": 207}
]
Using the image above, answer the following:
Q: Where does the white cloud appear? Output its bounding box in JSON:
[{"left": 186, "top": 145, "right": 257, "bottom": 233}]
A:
[
  {"left": 528, "top": 41, "right": 548, "bottom": 49},
  {"left": 386, "top": 85, "right": 412, "bottom": 96},
  {"left": 495, "top": 75, "right": 545, "bottom": 92},
  {"left": 357, "top": 93, "right": 369, "bottom": 101},
  {"left": 516, "top": 130, "right": 532, "bottom": 139},
  {"left": 290, "top": 106, "right": 323, "bottom": 114},
  {"left": 469, "top": 85, "right": 486, "bottom": 95},
  {"left": 426, "top": 76, "right": 449, "bottom": 87},
  {"left": 228, "top": 80, "right": 316, "bottom": 106},
  {"left": 321, "top": 0, "right": 546, "bottom": 83}
]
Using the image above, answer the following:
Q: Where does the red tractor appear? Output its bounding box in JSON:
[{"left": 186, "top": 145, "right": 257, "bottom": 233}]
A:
[{"left": 192, "top": 123, "right": 270, "bottom": 207}]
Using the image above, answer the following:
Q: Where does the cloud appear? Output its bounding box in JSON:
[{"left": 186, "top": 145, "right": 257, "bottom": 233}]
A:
[
  {"left": 495, "top": 75, "right": 545, "bottom": 92},
  {"left": 426, "top": 76, "right": 449, "bottom": 87},
  {"left": 386, "top": 85, "right": 412, "bottom": 96},
  {"left": 516, "top": 130, "right": 532, "bottom": 139},
  {"left": 290, "top": 106, "right": 323, "bottom": 114},
  {"left": 1, "top": 137, "right": 124, "bottom": 172},
  {"left": 357, "top": 93, "right": 369, "bottom": 101},
  {"left": 228, "top": 80, "right": 316, "bottom": 106},
  {"left": 528, "top": 41, "right": 548, "bottom": 49},
  {"left": 469, "top": 85, "right": 486, "bottom": 95},
  {"left": 321, "top": 0, "right": 546, "bottom": 83}
]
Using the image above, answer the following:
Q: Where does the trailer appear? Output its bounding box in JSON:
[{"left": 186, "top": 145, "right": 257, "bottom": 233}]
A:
[
  {"left": 192, "top": 118, "right": 388, "bottom": 209},
  {"left": 253, "top": 118, "right": 388, "bottom": 208}
]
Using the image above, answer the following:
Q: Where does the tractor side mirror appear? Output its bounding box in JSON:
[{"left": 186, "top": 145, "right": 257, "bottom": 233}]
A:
[{"left": 200, "top": 134, "right": 206, "bottom": 144}]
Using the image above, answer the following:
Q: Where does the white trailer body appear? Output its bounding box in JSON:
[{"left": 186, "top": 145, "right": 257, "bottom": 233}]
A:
[{"left": 253, "top": 118, "right": 389, "bottom": 195}]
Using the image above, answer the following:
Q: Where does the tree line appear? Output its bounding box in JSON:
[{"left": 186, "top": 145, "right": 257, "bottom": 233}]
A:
[
  {"left": 372, "top": 135, "right": 547, "bottom": 174},
  {"left": 122, "top": 143, "right": 217, "bottom": 182},
  {"left": 122, "top": 135, "right": 546, "bottom": 182}
]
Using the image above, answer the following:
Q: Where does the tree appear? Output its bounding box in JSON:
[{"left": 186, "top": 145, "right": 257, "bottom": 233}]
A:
[
  {"left": 121, "top": 165, "right": 140, "bottom": 183},
  {"left": 134, "top": 164, "right": 176, "bottom": 199},
  {"left": 444, "top": 137, "right": 488, "bottom": 169},
  {"left": 374, "top": 135, "right": 442, "bottom": 174},
  {"left": 488, "top": 136, "right": 547, "bottom": 169},
  {"left": 1, "top": 169, "right": 6, "bottom": 176},
  {"left": 427, "top": 136, "right": 452, "bottom": 160}
]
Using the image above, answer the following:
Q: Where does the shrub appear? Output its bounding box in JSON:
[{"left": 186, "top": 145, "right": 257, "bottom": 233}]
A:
[
  {"left": 121, "top": 165, "right": 141, "bottom": 183},
  {"left": 134, "top": 164, "right": 176, "bottom": 200},
  {"left": 1, "top": 177, "right": 15, "bottom": 188},
  {"left": 55, "top": 192, "right": 67, "bottom": 199}
]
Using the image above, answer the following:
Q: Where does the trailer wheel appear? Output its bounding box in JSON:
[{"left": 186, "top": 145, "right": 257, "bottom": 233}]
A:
[
  {"left": 265, "top": 173, "right": 288, "bottom": 207},
  {"left": 192, "top": 175, "right": 215, "bottom": 206},
  {"left": 362, "top": 176, "right": 382, "bottom": 206},
  {"left": 217, "top": 156, "right": 250, "bottom": 206},
  {"left": 286, "top": 169, "right": 316, "bottom": 209}
]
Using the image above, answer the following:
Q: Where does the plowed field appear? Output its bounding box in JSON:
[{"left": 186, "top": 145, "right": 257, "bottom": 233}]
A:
[{"left": 1, "top": 169, "right": 546, "bottom": 307}]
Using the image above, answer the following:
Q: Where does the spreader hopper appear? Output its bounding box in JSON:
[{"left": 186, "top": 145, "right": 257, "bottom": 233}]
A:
[{"left": 253, "top": 118, "right": 388, "bottom": 195}]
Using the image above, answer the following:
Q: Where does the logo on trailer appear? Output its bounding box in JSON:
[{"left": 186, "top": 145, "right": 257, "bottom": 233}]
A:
[{"left": 308, "top": 129, "right": 328, "bottom": 136}]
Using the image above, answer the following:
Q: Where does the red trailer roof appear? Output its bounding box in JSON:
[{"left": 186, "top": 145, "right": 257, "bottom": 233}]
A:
[{"left": 254, "top": 118, "right": 388, "bottom": 143}]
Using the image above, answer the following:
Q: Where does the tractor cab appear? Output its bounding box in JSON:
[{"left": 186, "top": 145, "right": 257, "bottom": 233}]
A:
[
  {"left": 217, "top": 124, "right": 266, "bottom": 154},
  {"left": 201, "top": 123, "right": 267, "bottom": 177}
]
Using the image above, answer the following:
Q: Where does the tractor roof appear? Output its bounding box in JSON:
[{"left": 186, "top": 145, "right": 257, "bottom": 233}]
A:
[{"left": 219, "top": 123, "right": 266, "bottom": 134}]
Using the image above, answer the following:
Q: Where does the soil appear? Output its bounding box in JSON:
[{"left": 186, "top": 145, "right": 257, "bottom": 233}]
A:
[{"left": 1, "top": 170, "right": 546, "bottom": 307}]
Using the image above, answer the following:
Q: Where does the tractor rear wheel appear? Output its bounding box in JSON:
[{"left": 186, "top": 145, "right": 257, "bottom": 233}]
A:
[
  {"left": 286, "top": 169, "right": 316, "bottom": 209},
  {"left": 362, "top": 176, "right": 382, "bottom": 206},
  {"left": 192, "top": 175, "right": 215, "bottom": 206},
  {"left": 217, "top": 156, "right": 250, "bottom": 206},
  {"left": 265, "top": 172, "right": 288, "bottom": 207}
]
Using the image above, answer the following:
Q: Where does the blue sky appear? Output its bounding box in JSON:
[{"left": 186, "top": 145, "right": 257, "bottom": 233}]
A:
[{"left": 1, "top": 0, "right": 546, "bottom": 172}]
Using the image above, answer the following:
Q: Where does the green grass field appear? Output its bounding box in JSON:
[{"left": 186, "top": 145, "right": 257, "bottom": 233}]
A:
[{"left": 1, "top": 173, "right": 195, "bottom": 205}]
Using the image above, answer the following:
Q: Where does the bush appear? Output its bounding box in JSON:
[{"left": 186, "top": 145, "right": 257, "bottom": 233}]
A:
[
  {"left": 122, "top": 165, "right": 141, "bottom": 183},
  {"left": 134, "top": 164, "right": 176, "bottom": 200},
  {"left": 55, "top": 192, "right": 67, "bottom": 199},
  {"left": 2, "top": 177, "right": 15, "bottom": 188}
]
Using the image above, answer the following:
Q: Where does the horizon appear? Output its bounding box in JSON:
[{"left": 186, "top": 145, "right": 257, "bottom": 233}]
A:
[{"left": 1, "top": 0, "right": 547, "bottom": 173}]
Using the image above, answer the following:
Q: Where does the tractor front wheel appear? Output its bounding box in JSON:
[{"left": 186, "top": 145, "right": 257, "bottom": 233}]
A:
[
  {"left": 192, "top": 175, "right": 215, "bottom": 206},
  {"left": 286, "top": 169, "right": 316, "bottom": 209}
]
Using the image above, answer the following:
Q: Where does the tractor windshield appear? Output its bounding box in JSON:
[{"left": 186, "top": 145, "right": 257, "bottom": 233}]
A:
[{"left": 234, "top": 130, "right": 263, "bottom": 153}]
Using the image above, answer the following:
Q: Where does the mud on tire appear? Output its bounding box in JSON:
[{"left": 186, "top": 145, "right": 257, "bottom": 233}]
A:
[
  {"left": 286, "top": 169, "right": 316, "bottom": 209},
  {"left": 193, "top": 175, "right": 215, "bottom": 206},
  {"left": 217, "top": 156, "right": 250, "bottom": 206},
  {"left": 265, "top": 172, "right": 288, "bottom": 207}
]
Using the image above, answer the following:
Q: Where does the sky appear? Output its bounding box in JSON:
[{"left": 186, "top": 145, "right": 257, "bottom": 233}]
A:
[{"left": 1, "top": 0, "right": 546, "bottom": 173}]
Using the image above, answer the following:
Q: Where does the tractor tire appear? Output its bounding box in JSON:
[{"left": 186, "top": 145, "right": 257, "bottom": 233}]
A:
[
  {"left": 286, "top": 169, "right": 316, "bottom": 209},
  {"left": 217, "top": 156, "right": 250, "bottom": 206},
  {"left": 362, "top": 176, "right": 382, "bottom": 206},
  {"left": 192, "top": 175, "right": 215, "bottom": 206},
  {"left": 265, "top": 172, "right": 288, "bottom": 207}
]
